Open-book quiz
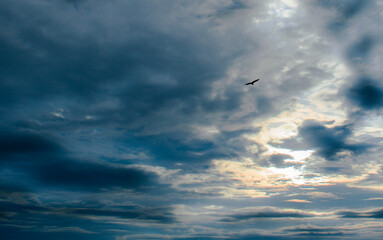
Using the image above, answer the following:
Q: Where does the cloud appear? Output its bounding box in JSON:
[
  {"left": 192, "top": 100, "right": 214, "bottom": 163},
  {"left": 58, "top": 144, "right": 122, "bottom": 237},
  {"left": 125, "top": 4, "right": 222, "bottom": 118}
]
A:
[
  {"left": 283, "top": 225, "right": 349, "bottom": 237},
  {"left": 302, "top": 191, "right": 340, "bottom": 199},
  {"left": 221, "top": 208, "right": 316, "bottom": 222},
  {"left": 281, "top": 119, "right": 370, "bottom": 161},
  {"left": 338, "top": 208, "right": 383, "bottom": 218},
  {"left": 353, "top": 167, "right": 383, "bottom": 190},
  {"left": 0, "top": 0, "right": 340, "bottom": 180},
  {"left": 34, "top": 160, "right": 159, "bottom": 191},
  {"left": 0, "top": 131, "right": 162, "bottom": 191},
  {"left": 41, "top": 226, "right": 95, "bottom": 234},
  {"left": 266, "top": 154, "right": 296, "bottom": 168},
  {"left": 0, "top": 0, "right": 279, "bottom": 170},
  {"left": 347, "top": 36, "right": 375, "bottom": 64},
  {"left": 0, "top": 0, "right": 252, "bottom": 132},
  {"left": 56, "top": 206, "right": 175, "bottom": 223},
  {"left": 345, "top": 77, "right": 383, "bottom": 111},
  {"left": 214, "top": 0, "right": 249, "bottom": 17},
  {"left": 1, "top": 0, "right": 383, "bottom": 239},
  {"left": 0, "top": 131, "right": 61, "bottom": 157},
  {"left": 285, "top": 199, "right": 311, "bottom": 203},
  {"left": 0, "top": 190, "right": 175, "bottom": 238},
  {"left": 317, "top": 0, "right": 371, "bottom": 33}
]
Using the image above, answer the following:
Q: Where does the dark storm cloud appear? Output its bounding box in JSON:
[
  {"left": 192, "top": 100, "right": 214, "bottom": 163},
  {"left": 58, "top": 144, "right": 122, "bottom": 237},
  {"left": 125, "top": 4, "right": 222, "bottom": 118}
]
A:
[
  {"left": 317, "top": 0, "right": 370, "bottom": 33},
  {"left": 221, "top": 208, "right": 315, "bottom": 222},
  {"left": 280, "top": 120, "right": 369, "bottom": 161},
  {"left": 0, "top": 0, "right": 272, "bottom": 171},
  {"left": 0, "top": 131, "right": 160, "bottom": 191},
  {"left": 299, "top": 120, "right": 357, "bottom": 160},
  {"left": 338, "top": 208, "right": 383, "bottom": 218},
  {"left": 345, "top": 77, "right": 383, "bottom": 111},
  {"left": 0, "top": 1, "right": 128, "bottom": 100},
  {"left": 35, "top": 159, "right": 158, "bottom": 191},
  {"left": 0, "top": 0, "right": 251, "bottom": 131},
  {"left": 0, "top": 131, "right": 61, "bottom": 156}
]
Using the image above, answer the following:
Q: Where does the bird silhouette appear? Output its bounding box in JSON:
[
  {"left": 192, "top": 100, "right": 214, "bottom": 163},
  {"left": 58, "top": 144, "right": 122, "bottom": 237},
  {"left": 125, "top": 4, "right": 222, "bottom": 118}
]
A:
[{"left": 245, "top": 79, "right": 260, "bottom": 85}]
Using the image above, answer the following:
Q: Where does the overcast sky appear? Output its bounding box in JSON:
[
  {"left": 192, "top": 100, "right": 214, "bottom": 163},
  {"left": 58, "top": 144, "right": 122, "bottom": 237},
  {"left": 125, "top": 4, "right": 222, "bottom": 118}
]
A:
[{"left": 1, "top": 0, "right": 383, "bottom": 239}]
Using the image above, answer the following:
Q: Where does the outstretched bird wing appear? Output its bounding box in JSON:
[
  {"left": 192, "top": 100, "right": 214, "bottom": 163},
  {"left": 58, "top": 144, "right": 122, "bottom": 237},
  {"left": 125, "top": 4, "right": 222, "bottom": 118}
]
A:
[{"left": 245, "top": 79, "right": 260, "bottom": 85}]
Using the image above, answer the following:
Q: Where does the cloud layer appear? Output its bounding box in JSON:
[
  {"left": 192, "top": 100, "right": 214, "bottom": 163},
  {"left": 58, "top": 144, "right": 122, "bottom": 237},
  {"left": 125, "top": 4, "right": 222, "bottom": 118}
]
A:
[{"left": 1, "top": 0, "right": 383, "bottom": 239}]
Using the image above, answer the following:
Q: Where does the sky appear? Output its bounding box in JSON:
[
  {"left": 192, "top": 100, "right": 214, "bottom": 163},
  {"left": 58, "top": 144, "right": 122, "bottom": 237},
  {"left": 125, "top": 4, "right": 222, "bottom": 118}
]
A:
[{"left": 1, "top": 0, "right": 383, "bottom": 239}]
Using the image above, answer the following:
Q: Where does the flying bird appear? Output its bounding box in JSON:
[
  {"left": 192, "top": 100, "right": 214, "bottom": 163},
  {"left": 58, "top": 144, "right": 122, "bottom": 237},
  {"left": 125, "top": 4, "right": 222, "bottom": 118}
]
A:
[{"left": 245, "top": 79, "right": 260, "bottom": 85}]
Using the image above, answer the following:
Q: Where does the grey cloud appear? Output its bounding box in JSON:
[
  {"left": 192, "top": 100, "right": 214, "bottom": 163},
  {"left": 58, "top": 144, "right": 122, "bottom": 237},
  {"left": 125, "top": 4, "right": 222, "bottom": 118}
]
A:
[
  {"left": 284, "top": 225, "right": 348, "bottom": 237},
  {"left": 0, "top": 0, "right": 246, "bottom": 127},
  {"left": 319, "top": 0, "right": 369, "bottom": 18},
  {"left": 338, "top": 208, "right": 383, "bottom": 218},
  {"left": 280, "top": 119, "right": 370, "bottom": 161},
  {"left": 0, "top": 131, "right": 162, "bottom": 191},
  {"left": 0, "top": 0, "right": 333, "bottom": 174},
  {"left": 0, "top": 201, "right": 174, "bottom": 240},
  {"left": 269, "top": 154, "right": 294, "bottom": 168},
  {"left": 0, "top": 226, "right": 95, "bottom": 240},
  {"left": 0, "top": 0, "right": 275, "bottom": 172},
  {"left": 346, "top": 77, "right": 383, "bottom": 111},
  {"left": 0, "top": 188, "right": 175, "bottom": 234},
  {"left": 352, "top": 167, "right": 383, "bottom": 192},
  {"left": 0, "top": 0, "right": 317, "bottom": 141},
  {"left": 214, "top": 0, "right": 249, "bottom": 17},
  {"left": 64, "top": 0, "right": 82, "bottom": 8},
  {"left": 34, "top": 159, "right": 159, "bottom": 191},
  {"left": 322, "top": 166, "right": 344, "bottom": 173},
  {"left": 173, "top": 235, "right": 290, "bottom": 240},
  {"left": 347, "top": 36, "right": 375, "bottom": 64},
  {"left": 221, "top": 208, "right": 315, "bottom": 222},
  {"left": 317, "top": 0, "right": 371, "bottom": 33},
  {"left": 258, "top": 153, "right": 300, "bottom": 168},
  {"left": 0, "top": 131, "right": 61, "bottom": 157},
  {"left": 0, "top": 201, "right": 47, "bottom": 219},
  {"left": 60, "top": 206, "right": 175, "bottom": 223}
]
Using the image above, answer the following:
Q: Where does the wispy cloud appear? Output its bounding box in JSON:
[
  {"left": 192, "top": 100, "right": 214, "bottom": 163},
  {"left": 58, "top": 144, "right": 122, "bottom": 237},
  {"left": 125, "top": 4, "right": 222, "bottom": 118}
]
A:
[
  {"left": 338, "top": 208, "right": 383, "bottom": 218},
  {"left": 221, "top": 207, "right": 318, "bottom": 222}
]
